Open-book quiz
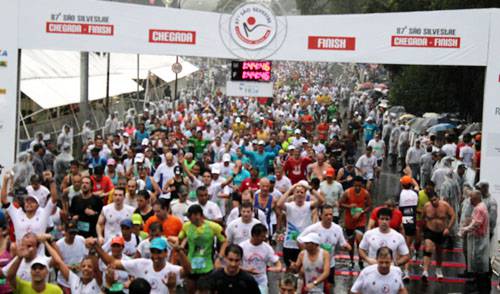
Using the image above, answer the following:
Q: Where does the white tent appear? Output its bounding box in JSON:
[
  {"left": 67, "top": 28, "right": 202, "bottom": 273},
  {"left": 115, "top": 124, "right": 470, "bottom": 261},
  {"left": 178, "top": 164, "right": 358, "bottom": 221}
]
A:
[{"left": 21, "top": 49, "right": 198, "bottom": 109}]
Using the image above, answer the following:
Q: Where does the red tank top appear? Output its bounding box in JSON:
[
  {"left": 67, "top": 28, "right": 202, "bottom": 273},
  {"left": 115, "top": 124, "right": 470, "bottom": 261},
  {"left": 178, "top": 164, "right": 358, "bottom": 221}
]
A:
[{"left": 344, "top": 187, "right": 369, "bottom": 230}]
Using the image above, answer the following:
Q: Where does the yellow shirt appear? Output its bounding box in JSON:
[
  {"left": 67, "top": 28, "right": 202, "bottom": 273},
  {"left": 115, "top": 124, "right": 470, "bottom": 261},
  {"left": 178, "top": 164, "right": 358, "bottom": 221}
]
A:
[{"left": 15, "top": 277, "right": 63, "bottom": 294}]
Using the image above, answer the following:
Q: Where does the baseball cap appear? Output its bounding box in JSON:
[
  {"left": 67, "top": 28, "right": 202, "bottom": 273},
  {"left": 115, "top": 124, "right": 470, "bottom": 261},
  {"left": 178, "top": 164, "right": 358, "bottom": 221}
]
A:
[
  {"left": 294, "top": 129, "right": 301, "bottom": 135},
  {"left": 288, "top": 145, "right": 296, "bottom": 151},
  {"left": 131, "top": 213, "right": 143, "bottom": 225},
  {"left": 107, "top": 158, "right": 116, "bottom": 166},
  {"left": 211, "top": 165, "right": 221, "bottom": 174},
  {"left": 31, "top": 256, "right": 49, "bottom": 268},
  {"left": 174, "top": 166, "right": 182, "bottom": 175},
  {"left": 223, "top": 153, "right": 231, "bottom": 162},
  {"left": 120, "top": 219, "right": 133, "bottom": 229},
  {"left": 122, "top": 132, "right": 130, "bottom": 138},
  {"left": 325, "top": 167, "right": 335, "bottom": 178},
  {"left": 150, "top": 237, "right": 168, "bottom": 251},
  {"left": 400, "top": 176, "right": 413, "bottom": 185},
  {"left": 235, "top": 117, "right": 241, "bottom": 123},
  {"left": 267, "top": 175, "right": 276, "bottom": 183},
  {"left": 298, "top": 232, "right": 320, "bottom": 245},
  {"left": 25, "top": 194, "right": 40, "bottom": 205},
  {"left": 258, "top": 140, "right": 266, "bottom": 146},
  {"left": 302, "top": 139, "right": 309, "bottom": 144},
  {"left": 141, "top": 138, "right": 149, "bottom": 146},
  {"left": 135, "top": 153, "right": 145, "bottom": 163},
  {"left": 111, "top": 236, "right": 125, "bottom": 246},
  {"left": 252, "top": 139, "right": 258, "bottom": 145}
]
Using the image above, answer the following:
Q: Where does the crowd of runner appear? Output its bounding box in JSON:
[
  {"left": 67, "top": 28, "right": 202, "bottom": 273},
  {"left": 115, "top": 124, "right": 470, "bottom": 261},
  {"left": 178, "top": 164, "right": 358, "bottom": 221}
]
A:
[{"left": 0, "top": 61, "right": 496, "bottom": 293}]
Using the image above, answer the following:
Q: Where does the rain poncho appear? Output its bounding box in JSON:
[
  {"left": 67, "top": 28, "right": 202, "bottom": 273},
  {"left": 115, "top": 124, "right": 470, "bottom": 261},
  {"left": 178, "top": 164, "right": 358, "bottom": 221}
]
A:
[
  {"left": 440, "top": 171, "right": 461, "bottom": 232},
  {"left": 57, "top": 124, "right": 73, "bottom": 153},
  {"left": 462, "top": 202, "right": 490, "bottom": 273},
  {"left": 81, "top": 120, "right": 94, "bottom": 143},
  {"left": 103, "top": 112, "right": 120, "bottom": 136},
  {"left": 125, "top": 108, "right": 136, "bottom": 127},
  {"left": 53, "top": 143, "right": 73, "bottom": 186},
  {"left": 12, "top": 152, "right": 34, "bottom": 189},
  {"left": 388, "top": 125, "right": 401, "bottom": 155}
]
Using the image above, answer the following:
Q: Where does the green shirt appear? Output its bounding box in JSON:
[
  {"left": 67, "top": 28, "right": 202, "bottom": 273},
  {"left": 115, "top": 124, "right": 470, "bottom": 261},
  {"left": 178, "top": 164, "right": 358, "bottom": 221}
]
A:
[
  {"left": 15, "top": 277, "right": 62, "bottom": 294},
  {"left": 179, "top": 220, "right": 225, "bottom": 274},
  {"left": 417, "top": 190, "right": 430, "bottom": 221}
]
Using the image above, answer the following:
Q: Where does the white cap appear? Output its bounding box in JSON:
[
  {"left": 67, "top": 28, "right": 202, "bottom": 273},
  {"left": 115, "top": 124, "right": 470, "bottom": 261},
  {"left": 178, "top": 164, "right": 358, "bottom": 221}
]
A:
[
  {"left": 235, "top": 117, "right": 241, "bottom": 123},
  {"left": 258, "top": 140, "right": 266, "bottom": 146},
  {"left": 31, "top": 256, "right": 49, "bottom": 268},
  {"left": 122, "top": 132, "right": 130, "bottom": 138},
  {"left": 25, "top": 194, "right": 40, "bottom": 205},
  {"left": 298, "top": 232, "right": 320, "bottom": 245},
  {"left": 135, "top": 153, "right": 145, "bottom": 163},
  {"left": 252, "top": 139, "right": 258, "bottom": 144},
  {"left": 297, "top": 180, "right": 310, "bottom": 189},
  {"left": 141, "top": 138, "right": 149, "bottom": 146},
  {"left": 288, "top": 145, "right": 296, "bottom": 151},
  {"left": 302, "top": 139, "right": 309, "bottom": 144},
  {"left": 211, "top": 165, "right": 221, "bottom": 174},
  {"left": 294, "top": 129, "right": 301, "bottom": 135},
  {"left": 223, "top": 153, "right": 231, "bottom": 162}
]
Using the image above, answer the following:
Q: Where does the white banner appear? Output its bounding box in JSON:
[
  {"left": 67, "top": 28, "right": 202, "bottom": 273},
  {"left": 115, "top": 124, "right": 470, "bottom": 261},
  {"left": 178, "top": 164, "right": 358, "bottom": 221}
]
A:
[
  {"left": 18, "top": 0, "right": 490, "bottom": 66},
  {"left": 0, "top": 1, "right": 19, "bottom": 167},
  {"left": 226, "top": 81, "right": 273, "bottom": 97},
  {"left": 480, "top": 10, "right": 500, "bottom": 240}
]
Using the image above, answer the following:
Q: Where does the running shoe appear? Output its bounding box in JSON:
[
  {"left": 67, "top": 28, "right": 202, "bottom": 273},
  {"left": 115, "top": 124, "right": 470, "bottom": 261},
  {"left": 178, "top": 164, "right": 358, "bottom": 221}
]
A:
[
  {"left": 402, "top": 270, "right": 410, "bottom": 282},
  {"left": 435, "top": 267, "right": 444, "bottom": 279},
  {"left": 421, "top": 270, "right": 429, "bottom": 283}
]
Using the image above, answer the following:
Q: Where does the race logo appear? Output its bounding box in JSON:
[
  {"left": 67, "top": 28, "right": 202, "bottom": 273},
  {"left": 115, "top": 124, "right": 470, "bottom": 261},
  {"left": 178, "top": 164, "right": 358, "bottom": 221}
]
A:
[
  {"left": 229, "top": 3, "right": 276, "bottom": 50},
  {"left": 219, "top": 1, "right": 287, "bottom": 59}
]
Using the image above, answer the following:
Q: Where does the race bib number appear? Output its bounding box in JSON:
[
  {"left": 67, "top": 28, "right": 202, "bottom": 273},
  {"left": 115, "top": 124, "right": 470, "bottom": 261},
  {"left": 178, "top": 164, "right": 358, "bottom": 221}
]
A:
[
  {"left": 191, "top": 257, "right": 206, "bottom": 270},
  {"left": 77, "top": 221, "right": 90, "bottom": 232}
]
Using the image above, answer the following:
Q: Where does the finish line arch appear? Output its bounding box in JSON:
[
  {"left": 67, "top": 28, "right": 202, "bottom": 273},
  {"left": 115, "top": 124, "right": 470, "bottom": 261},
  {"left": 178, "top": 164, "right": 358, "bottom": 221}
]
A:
[{"left": 1, "top": 0, "right": 499, "bottom": 239}]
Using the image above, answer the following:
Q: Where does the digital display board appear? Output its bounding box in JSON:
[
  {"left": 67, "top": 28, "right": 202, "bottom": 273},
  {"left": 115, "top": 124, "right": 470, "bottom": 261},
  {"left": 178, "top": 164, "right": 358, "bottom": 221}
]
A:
[{"left": 231, "top": 60, "right": 272, "bottom": 82}]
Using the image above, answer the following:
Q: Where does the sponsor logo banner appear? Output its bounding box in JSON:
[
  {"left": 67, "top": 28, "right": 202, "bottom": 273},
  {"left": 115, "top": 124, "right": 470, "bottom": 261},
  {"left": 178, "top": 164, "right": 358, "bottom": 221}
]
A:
[{"left": 308, "top": 36, "right": 356, "bottom": 51}]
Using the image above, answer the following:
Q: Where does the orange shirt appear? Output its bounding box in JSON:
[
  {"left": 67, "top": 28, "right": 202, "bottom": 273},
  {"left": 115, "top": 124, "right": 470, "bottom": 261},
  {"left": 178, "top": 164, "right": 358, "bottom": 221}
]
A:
[
  {"left": 144, "top": 214, "right": 183, "bottom": 237},
  {"left": 344, "top": 187, "right": 369, "bottom": 230}
]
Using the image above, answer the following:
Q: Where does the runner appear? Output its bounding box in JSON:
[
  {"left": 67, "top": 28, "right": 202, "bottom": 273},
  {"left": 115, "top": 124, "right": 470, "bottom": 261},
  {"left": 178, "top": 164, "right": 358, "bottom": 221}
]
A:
[
  {"left": 226, "top": 202, "right": 262, "bottom": 245},
  {"left": 299, "top": 204, "right": 351, "bottom": 292},
  {"left": 239, "top": 223, "right": 282, "bottom": 293},
  {"left": 421, "top": 194, "right": 456, "bottom": 281},
  {"left": 339, "top": 176, "right": 372, "bottom": 270},
  {"left": 355, "top": 146, "right": 378, "bottom": 192},
  {"left": 398, "top": 175, "right": 418, "bottom": 280},
  {"left": 351, "top": 247, "right": 407, "bottom": 294},
  {"left": 96, "top": 187, "right": 135, "bottom": 244}
]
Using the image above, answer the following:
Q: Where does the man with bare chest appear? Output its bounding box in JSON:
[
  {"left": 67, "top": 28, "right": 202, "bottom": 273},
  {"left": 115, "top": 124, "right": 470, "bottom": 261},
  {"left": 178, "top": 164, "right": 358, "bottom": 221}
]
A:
[{"left": 421, "top": 194, "right": 455, "bottom": 281}]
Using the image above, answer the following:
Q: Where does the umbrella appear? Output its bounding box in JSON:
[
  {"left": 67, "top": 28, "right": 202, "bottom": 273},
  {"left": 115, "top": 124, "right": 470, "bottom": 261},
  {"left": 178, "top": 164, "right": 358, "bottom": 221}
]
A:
[
  {"left": 427, "top": 123, "right": 456, "bottom": 133},
  {"left": 399, "top": 113, "right": 416, "bottom": 121},
  {"left": 461, "top": 122, "right": 482, "bottom": 135}
]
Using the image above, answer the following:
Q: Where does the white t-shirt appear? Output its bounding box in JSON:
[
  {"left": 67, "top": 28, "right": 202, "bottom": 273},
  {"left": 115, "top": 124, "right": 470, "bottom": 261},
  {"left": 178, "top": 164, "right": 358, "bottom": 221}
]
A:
[
  {"left": 153, "top": 163, "right": 176, "bottom": 189},
  {"left": 7, "top": 200, "right": 55, "bottom": 243},
  {"left": 103, "top": 233, "right": 139, "bottom": 257},
  {"left": 2, "top": 255, "right": 51, "bottom": 282},
  {"left": 239, "top": 239, "right": 279, "bottom": 286},
  {"left": 68, "top": 271, "right": 100, "bottom": 294},
  {"left": 319, "top": 181, "right": 343, "bottom": 216},
  {"left": 137, "top": 237, "right": 171, "bottom": 260},
  {"left": 356, "top": 155, "right": 378, "bottom": 180},
  {"left": 351, "top": 264, "right": 404, "bottom": 294},
  {"left": 368, "top": 139, "right": 386, "bottom": 160},
  {"left": 441, "top": 143, "right": 456, "bottom": 158},
  {"left": 299, "top": 222, "right": 347, "bottom": 267},
  {"left": 226, "top": 217, "right": 261, "bottom": 245},
  {"left": 226, "top": 207, "right": 268, "bottom": 228},
  {"left": 122, "top": 258, "right": 181, "bottom": 294},
  {"left": 284, "top": 202, "right": 312, "bottom": 249},
  {"left": 399, "top": 189, "right": 418, "bottom": 226},
  {"left": 56, "top": 236, "right": 88, "bottom": 287},
  {"left": 359, "top": 228, "right": 409, "bottom": 260},
  {"left": 170, "top": 199, "right": 193, "bottom": 221},
  {"left": 275, "top": 176, "right": 292, "bottom": 193},
  {"left": 101, "top": 204, "right": 135, "bottom": 241},
  {"left": 26, "top": 185, "right": 50, "bottom": 208},
  {"left": 459, "top": 145, "right": 474, "bottom": 167},
  {"left": 192, "top": 201, "right": 222, "bottom": 221}
]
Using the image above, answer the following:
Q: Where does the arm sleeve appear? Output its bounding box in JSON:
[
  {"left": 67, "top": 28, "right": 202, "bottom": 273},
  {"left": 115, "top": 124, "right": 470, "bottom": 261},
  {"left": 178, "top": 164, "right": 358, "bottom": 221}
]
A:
[
  {"left": 358, "top": 234, "right": 369, "bottom": 251},
  {"left": 210, "top": 222, "right": 225, "bottom": 242},
  {"left": 121, "top": 259, "right": 147, "bottom": 277}
]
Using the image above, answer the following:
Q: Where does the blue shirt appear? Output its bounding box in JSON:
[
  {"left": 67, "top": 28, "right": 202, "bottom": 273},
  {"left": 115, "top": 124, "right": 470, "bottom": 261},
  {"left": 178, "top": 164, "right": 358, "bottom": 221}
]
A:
[
  {"left": 363, "top": 123, "right": 378, "bottom": 142},
  {"left": 241, "top": 146, "right": 277, "bottom": 177}
]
